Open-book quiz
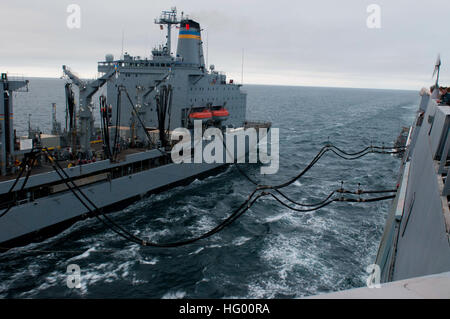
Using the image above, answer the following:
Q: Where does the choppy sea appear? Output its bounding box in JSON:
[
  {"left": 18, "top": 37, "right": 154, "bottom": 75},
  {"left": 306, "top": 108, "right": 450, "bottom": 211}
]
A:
[{"left": 0, "top": 79, "right": 418, "bottom": 298}]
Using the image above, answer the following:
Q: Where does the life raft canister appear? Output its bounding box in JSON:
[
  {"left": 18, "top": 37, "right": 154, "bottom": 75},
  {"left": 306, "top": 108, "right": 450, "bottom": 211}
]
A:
[
  {"left": 189, "top": 110, "right": 213, "bottom": 122},
  {"left": 211, "top": 108, "right": 229, "bottom": 121}
]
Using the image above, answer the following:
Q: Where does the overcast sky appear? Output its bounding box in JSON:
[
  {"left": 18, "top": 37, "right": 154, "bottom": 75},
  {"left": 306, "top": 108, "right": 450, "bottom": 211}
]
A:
[{"left": 1, "top": 0, "right": 449, "bottom": 89}]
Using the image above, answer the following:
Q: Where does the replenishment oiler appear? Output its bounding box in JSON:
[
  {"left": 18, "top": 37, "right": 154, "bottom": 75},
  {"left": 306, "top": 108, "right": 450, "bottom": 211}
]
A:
[{"left": 0, "top": 8, "right": 270, "bottom": 248}]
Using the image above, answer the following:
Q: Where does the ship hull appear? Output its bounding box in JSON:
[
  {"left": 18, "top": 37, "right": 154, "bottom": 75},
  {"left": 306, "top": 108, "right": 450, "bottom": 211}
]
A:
[
  {"left": 0, "top": 124, "right": 272, "bottom": 249},
  {"left": 0, "top": 160, "right": 228, "bottom": 249},
  {"left": 375, "top": 93, "right": 450, "bottom": 282}
]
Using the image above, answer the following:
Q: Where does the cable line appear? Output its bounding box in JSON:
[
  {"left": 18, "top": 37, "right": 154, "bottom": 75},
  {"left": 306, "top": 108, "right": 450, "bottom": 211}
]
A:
[
  {"left": 122, "top": 86, "right": 168, "bottom": 157},
  {"left": 0, "top": 143, "right": 403, "bottom": 249},
  {"left": 0, "top": 150, "right": 39, "bottom": 219},
  {"left": 44, "top": 144, "right": 400, "bottom": 248}
]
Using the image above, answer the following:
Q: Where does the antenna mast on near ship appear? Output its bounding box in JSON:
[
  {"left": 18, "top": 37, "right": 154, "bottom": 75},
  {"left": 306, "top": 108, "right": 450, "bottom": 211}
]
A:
[{"left": 155, "top": 7, "right": 180, "bottom": 57}]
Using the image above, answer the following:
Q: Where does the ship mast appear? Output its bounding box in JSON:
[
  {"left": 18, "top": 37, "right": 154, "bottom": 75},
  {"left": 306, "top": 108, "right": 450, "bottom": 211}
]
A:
[{"left": 154, "top": 7, "right": 180, "bottom": 57}]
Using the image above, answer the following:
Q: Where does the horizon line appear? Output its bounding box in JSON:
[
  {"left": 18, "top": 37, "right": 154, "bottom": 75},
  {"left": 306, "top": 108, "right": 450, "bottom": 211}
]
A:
[{"left": 9, "top": 75, "right": 419, "bottom": 92}]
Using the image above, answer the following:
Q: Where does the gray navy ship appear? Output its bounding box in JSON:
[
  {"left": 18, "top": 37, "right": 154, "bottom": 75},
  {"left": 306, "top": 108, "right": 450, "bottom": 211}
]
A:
[
  {"left": 374, "top": 81, "right": 450, "bottom": 283},
  {"left": 0, "top": 8, "right": 270, "bottom": 248},
  {"left": 312, "top": 60, "right": 450, "bottom": 298}
]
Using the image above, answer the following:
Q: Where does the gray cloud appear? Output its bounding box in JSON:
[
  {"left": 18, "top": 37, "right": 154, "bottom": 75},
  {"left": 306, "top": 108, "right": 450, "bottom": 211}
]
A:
[{"left": 1, "top": 0, "right": 449, "bottom": 89}]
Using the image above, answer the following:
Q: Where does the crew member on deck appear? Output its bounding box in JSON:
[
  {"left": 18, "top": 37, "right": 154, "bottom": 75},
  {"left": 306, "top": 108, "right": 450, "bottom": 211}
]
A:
[{"left": 438, "top": 87, "right": 450, "bottom": 105}]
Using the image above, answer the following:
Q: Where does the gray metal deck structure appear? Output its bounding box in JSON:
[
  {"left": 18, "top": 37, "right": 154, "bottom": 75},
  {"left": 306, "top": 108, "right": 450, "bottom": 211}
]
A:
[
  {"left": 309, "top": 271, "right": 450, "bottom": 298},
  {"left": 376, "top": 92, "right": 450, "bottom": 282}
]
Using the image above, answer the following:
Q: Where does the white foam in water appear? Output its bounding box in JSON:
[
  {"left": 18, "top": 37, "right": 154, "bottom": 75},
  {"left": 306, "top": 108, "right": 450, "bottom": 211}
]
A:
[
  {"left": 140, "top": 257, "right": 159, "bottom": 265},
  {"left": 293, "top": 181, "right": 302, "bottom": 187},
  {"left": 189, "top": 247, "right": 204, "bottom": 255},
  {"left": 264, "top": 212, "right": 290, "bottom": 223},
  {"left": 232, "top": 236, "right": 251, "bottom": 246},
  {"left": 0, "top": 84, "right": 417, "bottom": 298},
  {"left": 145, "top": 228, "right": 171, "bottom": 241},
  {"left": 243, "top": 209, "right": 346, "bottom": 298},
  {"left": 68, "top": 245, "right": 101, "bottom": 262},
  {"left": 154, "top": 216, "right": 182, "bottom": 223},
  {"left": 162, "top": 290, "right": 186, "bottom": 299},
  {"left": 188, "top": 214, "right": 216, "bottom": 236},
  {"left": 206, "top": 244, "right": 222, "bottom": 249}
]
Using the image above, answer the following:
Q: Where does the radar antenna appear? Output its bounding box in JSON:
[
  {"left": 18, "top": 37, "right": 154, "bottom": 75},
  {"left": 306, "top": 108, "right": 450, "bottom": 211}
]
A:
[
  {"left": 155, "top": 7, "right": 180, "bottom": 57},
  {"left": 432, "top": 54, "right": 441, "bottom": 87}
]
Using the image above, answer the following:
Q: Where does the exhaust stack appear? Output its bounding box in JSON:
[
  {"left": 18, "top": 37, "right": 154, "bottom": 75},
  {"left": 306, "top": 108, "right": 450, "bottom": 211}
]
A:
[{"left": 176, "top": 19, "right": 205, "bottom": 68}]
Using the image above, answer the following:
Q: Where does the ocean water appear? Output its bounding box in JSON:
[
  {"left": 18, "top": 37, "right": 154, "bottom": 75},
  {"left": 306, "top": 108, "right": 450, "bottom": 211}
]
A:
[{"left": 0, "top": 79, "right": 418, "bottom": 298}]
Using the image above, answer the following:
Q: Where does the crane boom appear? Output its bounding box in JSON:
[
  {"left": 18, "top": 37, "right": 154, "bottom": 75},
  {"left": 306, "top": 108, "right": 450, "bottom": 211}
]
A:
[{"left": 62, "top": 65, "right": 117, "bottom": 158}]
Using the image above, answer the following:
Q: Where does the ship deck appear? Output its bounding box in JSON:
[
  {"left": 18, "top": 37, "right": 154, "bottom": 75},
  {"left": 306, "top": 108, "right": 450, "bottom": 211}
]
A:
[
  {"left": 0, "top": 147, "right": 149, "bottom": 183},
  {"left": 0, "top": 121, "right": 271, "bottom": 184}
]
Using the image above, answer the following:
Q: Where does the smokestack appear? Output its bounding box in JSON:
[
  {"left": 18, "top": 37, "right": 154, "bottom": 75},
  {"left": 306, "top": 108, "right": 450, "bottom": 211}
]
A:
[{"left": 176, "top": 19, "right": 205, "bottom": 68}]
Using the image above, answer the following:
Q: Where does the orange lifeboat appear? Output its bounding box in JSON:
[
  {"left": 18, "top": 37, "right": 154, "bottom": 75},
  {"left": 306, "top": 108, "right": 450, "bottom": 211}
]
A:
[
  {"left": 189, "top": 109, "right": 213, "bottom": 122},
  {"left": 211, "top": 108, "right": 229, "bottom": 121}
]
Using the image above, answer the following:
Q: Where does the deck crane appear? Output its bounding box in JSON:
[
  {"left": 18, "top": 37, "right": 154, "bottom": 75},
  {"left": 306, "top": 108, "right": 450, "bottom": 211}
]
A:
[{"left": 62, "top": 65, "right": 117, "bottom": 158}]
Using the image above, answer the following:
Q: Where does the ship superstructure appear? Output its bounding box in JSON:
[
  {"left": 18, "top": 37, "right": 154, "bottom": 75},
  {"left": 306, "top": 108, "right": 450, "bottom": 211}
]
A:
[{"left": 99, "top": 9, "right": 245, "bottom": 146}]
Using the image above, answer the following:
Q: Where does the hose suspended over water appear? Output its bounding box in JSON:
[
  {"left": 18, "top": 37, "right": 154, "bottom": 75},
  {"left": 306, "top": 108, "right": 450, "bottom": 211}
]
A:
[
  {"left": 35, "top": 143, "right": 403, "bottom": 248},
  {"left": 232, "top": 143, "right": 402, "bottom": 208}
]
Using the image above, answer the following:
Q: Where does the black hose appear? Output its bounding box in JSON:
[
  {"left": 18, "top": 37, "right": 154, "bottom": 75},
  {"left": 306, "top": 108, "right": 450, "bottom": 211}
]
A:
[
  {"left": 0, "top": 151, "right": 37, "bottom": 218},
  {"left": 268, "top": 192, "right": 336, "bottom": 212},
  {"left": 274, "top": 189, "right": 336, "bottom": 207},
  {"left": 99, "top": 95, "right": 112, "bottom": 159},
  {"left": 43, "top": 148, "right": 265, "bottom": 247},
  {"left": 4, "top": 143, "right": 401, "bottom": 248},
  {"left": 58, "top": 143, "right": 397, "bottom": 247},
  {"left": 43, "top": 150, "right": 139, "bottom": 244},
  {"left": 112, "top": 88, "right": 122, "bottom": 160},
  {"left": 338, "top": 194, "right": 396, "bottom": 202},
  {"left": 122, "top": 86, "right": 167, "bottom": 156}
]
